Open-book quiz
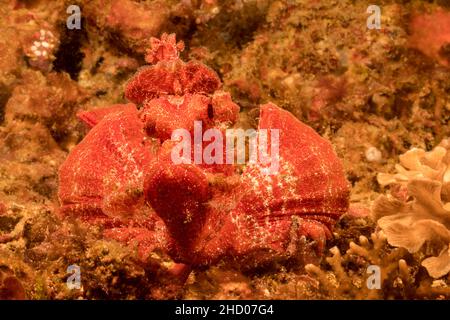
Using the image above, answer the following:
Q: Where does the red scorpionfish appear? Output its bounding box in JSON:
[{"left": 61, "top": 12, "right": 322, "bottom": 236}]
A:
[{"left": 58, "top": 33, "right": 350, "bottom": 279}]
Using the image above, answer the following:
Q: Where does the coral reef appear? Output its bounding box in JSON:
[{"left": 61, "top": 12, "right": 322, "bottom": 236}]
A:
[
  {"left": 4, "top": 70, "right": 87, "bottom": 147},
  {"left": 408, "top": 9, "right": 450, "bottom": 67},
  {"left": 373, "top": 141, "right": 450, "bottom": 279},
  {"left": 83, "top": 0, "right": 172, "bottom": 54},
  {"left": 0, "top": 249, "right": 34, "bottom": 299},
  {"left": 306, "top": 229, "right": 450, "bottom": 299},
  {"left": 0, "top": 0, "right": 450, "bottom": 300}
]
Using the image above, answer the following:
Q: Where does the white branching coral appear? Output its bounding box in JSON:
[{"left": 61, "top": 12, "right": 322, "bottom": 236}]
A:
[
  {"left": 377, "top": 139, "right": 450, "bottom": 204},
  {"left": 373, "top": 140, "right": 450, "bottom": 278},
  {"left": 305, "top": 232, "right": 419, "bottom": 299}
]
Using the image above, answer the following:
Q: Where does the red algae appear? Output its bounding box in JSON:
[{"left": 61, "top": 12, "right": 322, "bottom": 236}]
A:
[{"left": 409, "top": 9, "right": 450, "bottom": 67}]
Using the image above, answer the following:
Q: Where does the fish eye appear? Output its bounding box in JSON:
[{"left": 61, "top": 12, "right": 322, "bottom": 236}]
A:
[{"left": 207, "top": 103, "right": 214, "bottom": 119}]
